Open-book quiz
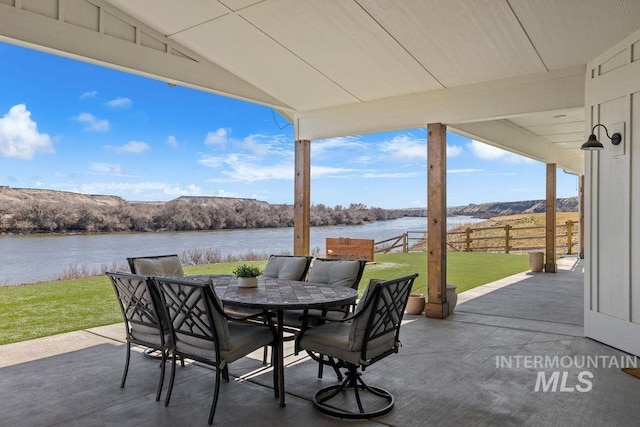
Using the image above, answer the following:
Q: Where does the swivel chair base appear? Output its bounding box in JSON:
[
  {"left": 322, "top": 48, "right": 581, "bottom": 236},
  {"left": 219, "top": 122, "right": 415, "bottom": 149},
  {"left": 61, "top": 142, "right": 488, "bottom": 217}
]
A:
[{"left": 312, "top": 366, "right": 394, "bottom": 419}]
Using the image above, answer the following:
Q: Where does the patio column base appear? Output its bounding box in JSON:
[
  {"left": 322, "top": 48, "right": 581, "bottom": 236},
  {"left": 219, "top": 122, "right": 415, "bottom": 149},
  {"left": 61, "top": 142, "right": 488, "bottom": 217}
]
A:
[
  {"left": 425, "top": 301, "right": 449, "bottom": 319},
  {"left": 544, "top": 262, "right": 557, "bottom": 273}
]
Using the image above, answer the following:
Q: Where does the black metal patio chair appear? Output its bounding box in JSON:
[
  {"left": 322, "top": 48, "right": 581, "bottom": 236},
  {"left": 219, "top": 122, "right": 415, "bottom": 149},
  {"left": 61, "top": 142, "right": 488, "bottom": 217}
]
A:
[
  {"left": 106, "top": 271, "right": 172, "bottom": 402},
  {"left": 284, "top": 258, "right": 367, "bottom": 379},
  {"left": 152, "top": 276, "right": 277, "bottom": 425},
  {"left": 296, "top": 273, "right": 418, "bottom": 419}
]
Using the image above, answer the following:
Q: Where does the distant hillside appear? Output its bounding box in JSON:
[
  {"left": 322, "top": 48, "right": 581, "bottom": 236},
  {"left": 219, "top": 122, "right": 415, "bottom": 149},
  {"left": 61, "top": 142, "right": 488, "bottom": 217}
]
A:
[
  {"left": 0, "top": 187, "right": 396, "bottom": 234},
  {"left": 0, "top": 186, "right": 125, "bottom": 206},
  {"left": 447, "top": 197, "right": 579, "bottom": 219},
  {"left": 0, "top": 187, "right": 579, "bottom": 225}
]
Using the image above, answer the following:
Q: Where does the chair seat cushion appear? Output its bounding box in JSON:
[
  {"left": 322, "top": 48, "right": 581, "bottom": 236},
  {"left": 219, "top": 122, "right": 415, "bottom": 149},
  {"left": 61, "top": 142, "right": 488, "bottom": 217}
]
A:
[
  {"left": 224, "top": 306, "right": 264, "bottom": 317},
  {"left": 130, "top": 325, "right": 171, "bottom": 347},
  {"left": 298, "top": 323, "right": 362, "bottom": 365},
  {"left": 298, "top": 322, "right": 396, "bottom": 365},
  {"left": 176, "top": 322, "right": 273, "bottom": 364}
]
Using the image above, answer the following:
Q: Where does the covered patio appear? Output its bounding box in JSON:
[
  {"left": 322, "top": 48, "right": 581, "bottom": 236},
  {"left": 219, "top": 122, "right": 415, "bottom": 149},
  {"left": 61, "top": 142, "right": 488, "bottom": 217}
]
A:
[
  {"left": 3, "top": 257, "right": 639, "bottom": 426},
  {"left": 2, "top": 2, "right": 640, "bottom": 424}
]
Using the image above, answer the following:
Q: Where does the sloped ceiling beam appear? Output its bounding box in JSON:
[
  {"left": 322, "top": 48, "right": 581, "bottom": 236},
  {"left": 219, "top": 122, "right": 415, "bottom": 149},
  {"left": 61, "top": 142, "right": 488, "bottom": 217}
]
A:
[
  {"left": 294, "top": 65, "right": 585, "bottom": 141},
  {"left": 0, "top": 2, "right": 290, "bottom": 110}
]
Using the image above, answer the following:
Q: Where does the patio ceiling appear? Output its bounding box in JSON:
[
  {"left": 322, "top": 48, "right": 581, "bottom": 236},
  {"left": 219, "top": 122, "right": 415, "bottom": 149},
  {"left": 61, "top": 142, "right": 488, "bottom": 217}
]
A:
[{"left": 2, "top": 0, "right": 640, "bottom": 173}]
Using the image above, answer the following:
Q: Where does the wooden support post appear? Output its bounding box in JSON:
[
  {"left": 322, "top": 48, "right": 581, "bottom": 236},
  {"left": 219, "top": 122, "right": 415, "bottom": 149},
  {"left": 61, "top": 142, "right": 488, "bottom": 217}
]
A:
[
  {"left": 566, "top": 220, "right": 573, "bottom": 254},
  {"left": 294, "top": 140, "right": 310, "bottom": 256},
  {"left": 465, "top": 228, "right": 472, "bottom": 252},
  {"left": 545, "top": 163, "right": 557, "bottom": 273},
  {"left": 505, "top": 224, "right": 511, "bottom": 254},
  {"left": 425, "top": 123, "right": 449, "bottom": 319},
  {"left": 579, "top": 175, "right": 585, "bottom": 259}
]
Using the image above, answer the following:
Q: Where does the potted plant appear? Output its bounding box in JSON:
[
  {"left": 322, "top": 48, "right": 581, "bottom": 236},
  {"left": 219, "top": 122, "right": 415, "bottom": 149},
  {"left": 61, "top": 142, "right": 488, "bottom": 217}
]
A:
[
  {"left": 406, "top": 284, "right": 426, "bottom": 315},
  {"left": 233, "top": 264, "right": 262, "bottom": 288},
  {"left": 406, "top": 292, "right": 425, "bottom": 315},
  {"left": 405, "top": 284, "right": 458, "bottom": 315}
]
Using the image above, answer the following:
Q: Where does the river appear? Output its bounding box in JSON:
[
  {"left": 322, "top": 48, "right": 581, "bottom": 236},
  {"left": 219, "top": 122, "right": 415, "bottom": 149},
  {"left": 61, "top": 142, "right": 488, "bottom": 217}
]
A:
[{"left": 0, "top": 216, "right": 482, "bottom": 286}]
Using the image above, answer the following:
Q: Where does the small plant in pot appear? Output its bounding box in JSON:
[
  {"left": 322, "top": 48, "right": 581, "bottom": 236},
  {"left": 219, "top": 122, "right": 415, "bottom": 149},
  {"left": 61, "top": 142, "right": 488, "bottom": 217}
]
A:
[{"left": 233, "top": 264, "right": 262, "bottom": 288}]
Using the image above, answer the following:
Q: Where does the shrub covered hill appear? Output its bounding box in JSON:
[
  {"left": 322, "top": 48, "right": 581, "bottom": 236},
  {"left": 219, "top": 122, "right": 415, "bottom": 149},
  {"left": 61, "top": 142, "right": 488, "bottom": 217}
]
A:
[
  {"left": 446, "top": 196, "right": 578, "bottom": 219},
  {"left": 0, "top": 186, "right": 578, "bottom": 233}
]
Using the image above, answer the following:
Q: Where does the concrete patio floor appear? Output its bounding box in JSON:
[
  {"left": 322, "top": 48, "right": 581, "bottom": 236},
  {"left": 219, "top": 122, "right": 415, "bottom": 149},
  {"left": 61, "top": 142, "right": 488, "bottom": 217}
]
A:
[{"left": 3, "top": 256, "right": 640, "bottom": 426}]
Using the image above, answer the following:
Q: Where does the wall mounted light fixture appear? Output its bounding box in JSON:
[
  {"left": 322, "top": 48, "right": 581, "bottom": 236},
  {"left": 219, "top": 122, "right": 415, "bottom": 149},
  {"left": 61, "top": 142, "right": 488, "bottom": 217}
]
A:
[{"left": 581, "top": 124, "right": 622, "bottom": 151}]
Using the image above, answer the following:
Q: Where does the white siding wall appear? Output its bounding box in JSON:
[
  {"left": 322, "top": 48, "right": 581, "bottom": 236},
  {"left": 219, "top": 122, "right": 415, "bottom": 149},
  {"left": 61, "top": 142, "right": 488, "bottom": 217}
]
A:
[{"left": 584, "top": 28, "right": 640, "bottom": 356}]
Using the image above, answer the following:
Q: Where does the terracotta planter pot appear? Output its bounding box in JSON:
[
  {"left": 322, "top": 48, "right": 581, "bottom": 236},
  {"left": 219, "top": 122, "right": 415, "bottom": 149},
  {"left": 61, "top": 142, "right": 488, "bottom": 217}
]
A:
[{"left": 405, "top": 293, "right": 425, "bottom": 315}]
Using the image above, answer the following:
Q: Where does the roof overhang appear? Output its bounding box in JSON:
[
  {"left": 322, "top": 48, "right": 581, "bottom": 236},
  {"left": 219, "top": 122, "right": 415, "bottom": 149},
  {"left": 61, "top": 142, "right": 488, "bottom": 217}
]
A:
[{"left": 1, "top": 0, "right": 639, "bottom": 175}]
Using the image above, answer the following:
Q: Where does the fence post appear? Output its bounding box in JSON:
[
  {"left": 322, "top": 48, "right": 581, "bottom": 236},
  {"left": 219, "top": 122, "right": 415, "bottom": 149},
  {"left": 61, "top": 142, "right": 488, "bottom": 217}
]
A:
[
  {"left": 465, "top": 228, "right": 472, "bottom": 252},
  {"left": 566, "top": 220, "right": 573, "bottom": 255},
  {"left": 505, "top": 224, "right": 511, "bottom": 254},
  {"left": 404, "top": 232, "right": 408, "bottom": 253}
]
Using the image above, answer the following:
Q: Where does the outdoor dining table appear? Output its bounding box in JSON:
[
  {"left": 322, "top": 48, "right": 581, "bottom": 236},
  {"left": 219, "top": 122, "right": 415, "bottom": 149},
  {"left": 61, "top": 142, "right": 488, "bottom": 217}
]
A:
[{"left": 195, "top": 274, "right": 358, "bottom": 407}]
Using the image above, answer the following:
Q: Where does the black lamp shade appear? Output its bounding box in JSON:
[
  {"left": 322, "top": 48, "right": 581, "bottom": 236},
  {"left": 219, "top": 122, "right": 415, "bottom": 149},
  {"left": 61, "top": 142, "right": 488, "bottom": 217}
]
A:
[{"left": 581, "top": 134, "right": 604, "bottom": 150}]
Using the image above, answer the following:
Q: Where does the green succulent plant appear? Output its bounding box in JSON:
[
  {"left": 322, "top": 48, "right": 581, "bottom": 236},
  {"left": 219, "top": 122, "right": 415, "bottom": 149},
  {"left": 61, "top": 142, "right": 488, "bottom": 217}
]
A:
[{"left": 232, "top": 264, "right": 262, "bottom": 277}]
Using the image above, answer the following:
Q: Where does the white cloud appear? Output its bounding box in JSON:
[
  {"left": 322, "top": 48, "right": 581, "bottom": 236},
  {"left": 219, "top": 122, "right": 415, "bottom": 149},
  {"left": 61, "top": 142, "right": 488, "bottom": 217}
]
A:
[
  {"left": 106, "top": 97, "right": 132, "bottom": 109},
  {"left": 205, "top": 128, "right": 229, "bottom": 146},
  {"left": 242, "top": 133, "right": 284, "bottom": 157},
  {"left": 166, "top": 135, "right": 178, "bottom": 147},
  {"left": 200, "top": 151, "right": 373, "bottom": 182},
  {"left": 198, "top": 155, "right": 225, "bottom": 168},
  {"left": 312, "top": 136, "right": 365, "bottom": 157},
  {"left": 105, "top": 141, "right": 150, "bottom": 154},
  {"left": 90, "top": 162, "right": 123, "bottom": 175},
  {"left": 311, "top": 165, "right": 363, "bottom": 178},
  {"left": 361, "top": 172, "right": 422, "bottom": 179},
  {"left": 74, "top": 112, "right": 110, "bottom": 132},
  {"left": 379, "top": 134, "right": 462, "bottom": 160},
  {"left": 201, "top": 153, "right": 292, "bottom": 182},
  {"left": 80, "top": 91, "right": 98, "bottom": 100},
  {"left": 203, "top": 128, "right": 290, "bottom": 158},
  {"left": 447, "top": 144, "right": 463, "bottom": 157},
  {"left": 467, "top": 140, "right": 533, "bottom": 163},
  {"left": 0, "top": 104, "right": 54, "bottom": 160},
  {"left": 220, "top": 159, "right": 293, "bottom": 182},
  {"left": 380, "top": 135, "right": 426, "bottom": 160},
  {"left": 448, "top": 168, "right": 483, "bottom": 174}
]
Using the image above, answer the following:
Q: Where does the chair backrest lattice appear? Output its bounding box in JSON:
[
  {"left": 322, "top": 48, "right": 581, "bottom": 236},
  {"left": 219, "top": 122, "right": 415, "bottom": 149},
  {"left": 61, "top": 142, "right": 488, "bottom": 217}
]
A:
[
  {"left": 153, "top": 277, "right": 231, "bottom": 354},
  {"left": 107, "top": 272, "right": 167, "bottom": 342},
  {"left": 351, "top": 274, "right": 417, "bottom": 366}
]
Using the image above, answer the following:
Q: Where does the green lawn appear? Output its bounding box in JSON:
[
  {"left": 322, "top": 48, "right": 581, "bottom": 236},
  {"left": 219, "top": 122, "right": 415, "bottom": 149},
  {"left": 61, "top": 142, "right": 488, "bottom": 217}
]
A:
[{"left": 0, "top": 252, "right": 528, "bottom": 345}]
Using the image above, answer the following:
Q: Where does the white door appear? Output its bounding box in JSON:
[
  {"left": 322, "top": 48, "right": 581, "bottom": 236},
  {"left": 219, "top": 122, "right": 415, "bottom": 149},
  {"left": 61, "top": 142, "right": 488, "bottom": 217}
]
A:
[{"left": 584, "top": 28, "right": 640, "bottom": 356}]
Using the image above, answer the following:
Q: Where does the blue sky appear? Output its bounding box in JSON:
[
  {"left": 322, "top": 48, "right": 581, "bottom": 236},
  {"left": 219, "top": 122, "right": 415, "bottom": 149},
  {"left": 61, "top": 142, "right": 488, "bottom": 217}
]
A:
[{"left": 0, "top": 42, "right": 579, "bottom": 209}]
